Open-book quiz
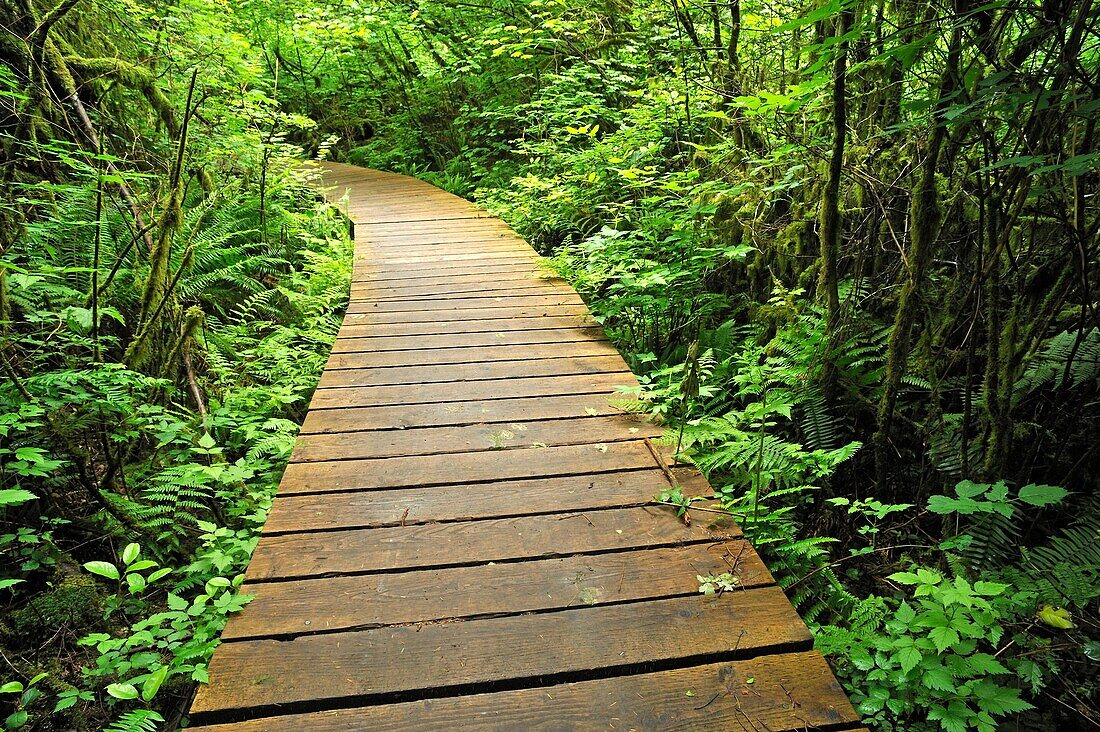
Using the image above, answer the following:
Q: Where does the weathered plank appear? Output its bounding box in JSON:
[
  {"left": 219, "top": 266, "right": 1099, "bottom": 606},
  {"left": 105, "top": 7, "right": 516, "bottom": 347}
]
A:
[
  {"left": 300, "top": 392, "right": 628, "bottom": 432},
  {"left": 290, "top": 415, "right": 659, "bottom": 462},
  {"left": 324, "top": 339, "right": 616, "bottom": 369},
  {"left": 332, "top": 326, "right": 605, "bottom": 352},
  {"left": 245, "top": 505, "right": 738, "bottom": 580},
  {"left": 347, "top": 293, "right": 583, "bottom": 313},
  {"left": 342, "top": 303, "right": 590, "bottom": 325},
  {"left": 188, "top": 652, "right": 859, "bottom": 732},
  {"left": 262, "top": 470, "right": 701, "bottom": 533},
  {"left": 224, "top": 542, "right": 769, "bottom": 640},
  {"left": 278, "top": 440, "right": 657, "bottom": 494},
  {"left": 337, "top": 314, "right": 600, "bottom": 338},
  {"left": 308, "top": 372, "right": 635, "bottom": 409},
  {"left": 350, "top": 282, "right": 573, "bottom": 302},
  {"left": 316, "top": 354, "right": 630, "bottom": 388},
  {"left": 191, "top": 588, "right": 811, "bottom": 718}
]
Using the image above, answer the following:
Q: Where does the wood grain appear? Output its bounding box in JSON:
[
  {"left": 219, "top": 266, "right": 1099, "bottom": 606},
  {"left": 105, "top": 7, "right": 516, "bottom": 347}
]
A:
[
  {"left": 191, "top": 589, "right": 812, "bottom": 717},
  {"left": 188, "top": 652, "right": 859, "bottom": 732}
]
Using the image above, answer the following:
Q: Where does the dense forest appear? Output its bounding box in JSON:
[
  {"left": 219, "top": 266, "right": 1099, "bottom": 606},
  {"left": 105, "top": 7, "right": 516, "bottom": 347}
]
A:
[{"left": 1, "top": 0, "right": 1097, "bottom": 729}]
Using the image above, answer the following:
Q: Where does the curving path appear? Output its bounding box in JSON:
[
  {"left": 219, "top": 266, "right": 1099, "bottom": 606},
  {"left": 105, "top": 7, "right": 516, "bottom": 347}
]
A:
[{"left": 187, "top": 162, "right": 862, "bottom": 731}]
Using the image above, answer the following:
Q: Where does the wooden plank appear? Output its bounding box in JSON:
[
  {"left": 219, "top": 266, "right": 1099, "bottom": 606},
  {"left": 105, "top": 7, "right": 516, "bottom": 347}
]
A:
[
  {"left": 342, "top": 304, "right": 591, "bottom": 326},
  {"left": 353, "top": 261, "right": 543, "bottom": 284},
  {"left": 300, "top": 392, "right": 628, "bottom": 433},
  {"left": 331, "top": 326, "right": 605, "bottom": 353},
  {"left": 363, "top": 234, "right": 520, "bottom": 247},
  {"left": 349, "top": 269, "right": 559, "bottom": 293},
  {"left": 263, "top": 470, "right": 709, "bottom": 533},
  {"left": 291, "top": 415, "right": 660, "bottom": 462},
  {"left": 190, "top": 589, "right": 811, "bottom": 718},
  {"left": 245, "top": 505, "right": 738, "bottom": 580},
  {"left": 361, "top": 221, "right": 515, "bottom": 233},
  {"left": 325, "top": 340, "right": 617, "bottom": 369},
  {"left": 316, "top": 354, "right": 629, "bottom": 389},
  {"left": 336, "top": 314, "right": 599, "bottom": 339},
  {"left": 188, "top": 651, "right": 859, "bottom": 732},
  {"left": 278, "top": 440, "right": 659, "bottom": 495},
  {"left": 222, "top": 542, "right": 767, "bottom": 640},
  {"left": 346, "top": 293, "right": 582, "bottom": 314},
  {"left": 350, "top": 282, "right": 571, "bottom": 301},
  {"left": 358, "top": 251, "right": 538, "bottom": 266},
  {"left": 308, "top": 372, "right": 635, "bottom": 410}
]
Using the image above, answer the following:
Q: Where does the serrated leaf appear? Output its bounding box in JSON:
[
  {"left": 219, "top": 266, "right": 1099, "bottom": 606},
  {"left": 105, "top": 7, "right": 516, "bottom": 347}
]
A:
[
  {"left": 929, "top": 625, "right": 961, "bottom": 653},
  {"left": 967, "top": 653, "right": 1009, "bottom": 676},
  {"left": 923, "top": 665, "right": 956, "bottom": 692},
  {"left": 895, "top": 601, "right": 916, "bottom": 625},
  {"left": 1017, "top": 484, "right": 1068, "bottom": 507},
  {"left": 0, "top": 489, "right": 37, "bottom": 507},
  {"left": 972, "top": 581, "right": 1007, "bottom": 596},
  {"left": 898, "top": 646, "right": 922, "bottom": 673}
]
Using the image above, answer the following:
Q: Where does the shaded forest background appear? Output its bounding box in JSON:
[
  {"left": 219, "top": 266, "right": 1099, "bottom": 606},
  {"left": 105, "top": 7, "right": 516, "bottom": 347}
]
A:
[{"left": 0, "top": 0, "right": 1098, "bottom": 729}]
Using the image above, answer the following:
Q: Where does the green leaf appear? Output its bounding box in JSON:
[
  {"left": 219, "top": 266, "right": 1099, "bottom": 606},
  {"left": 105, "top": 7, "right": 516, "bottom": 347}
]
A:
[
  {"left": 972, "top": 581, "right": 1007, "bottom": 596},
  {"left": 106, "top": 683, "right": 139, "bottom": 700},
  {"left": 1037, "top": 604, "right": 1074, "bottom": 629},
  {"left": 0, "top": 682, "right": 24, "bottom": 693},
  {"left": 1017, "top": 484, "right": 1068, "bottom": 507},
  {"left": 141, "top": 667, "right": 169, "bottom": 702},
  {"left": 888, "top": 571, "right": 920, "bottom": 585},
  {"left": 0, "top": 579, "right": 24, "bottom": 591},
  {"left": 126, "top": 573, "right": 147, "bottom": 594},
  {"left": 125, "top": 560, "right": 157, "bottom": 573},
  {"left": 147, "top": 567, "right": 173, "bottom": 583},
  {"left": 0, "top": 488, "right": 37, "bottom": 507},
  {"left": 895, "top": 601, "right": 916, "bottom": 626},
  {"left": 83, "top": 561, "right": 120, "bottom": 581},
  {"left": 166, "top": 593, "right": 188, "bottom": 611},
  {"left": 967, "top": 653, "right": 1009, "bottom": 676},
  {"left": 929, "top": 625, "right": 961, "bottom": 653},
  {"left": 197, "top": 432, "right": 217, "bottom": 449},
  {"left": 121, "top": 543, "right": 140, "bottom": 566},
  {"left": 923, "top": 665, "right": 955, "bottom": 692},
  {"left": 928, "top": 702, "right": 970, "bottom": 732},
  {"left": 972, "top": 680, "right": 1033, "bottom": 714},
  {"left": 898, "top": 646, "right": 922, "bottom": 673},
  {"left": 5, "top": 710, "right": 28, "bottom": 729}
]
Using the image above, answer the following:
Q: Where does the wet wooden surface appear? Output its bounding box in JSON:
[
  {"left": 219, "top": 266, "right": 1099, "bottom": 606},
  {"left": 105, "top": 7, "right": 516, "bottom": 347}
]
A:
[{"left": 187, "top": 163, "right": 861, "bottom": 730}]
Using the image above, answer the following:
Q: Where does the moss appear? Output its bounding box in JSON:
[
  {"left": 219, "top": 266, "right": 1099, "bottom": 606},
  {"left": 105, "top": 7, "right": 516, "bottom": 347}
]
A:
[
  {"left": 65, "top": 55, "right": 178, "bottom": 136},
  {"left": 2, "top": 575, "right": 104, "bottom": 645}
]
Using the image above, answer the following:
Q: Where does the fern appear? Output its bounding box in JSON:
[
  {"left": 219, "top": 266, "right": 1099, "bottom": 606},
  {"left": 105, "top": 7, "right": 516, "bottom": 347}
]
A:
[
  {"left": 1004, "top": 500, "right": 1100, "bottom": 607},
  {"left": 1016, "top": 327, "right": 1100, "bottom": 396},
  {"left": 105, "top": 709, "right": 164, "bottom": 732}
]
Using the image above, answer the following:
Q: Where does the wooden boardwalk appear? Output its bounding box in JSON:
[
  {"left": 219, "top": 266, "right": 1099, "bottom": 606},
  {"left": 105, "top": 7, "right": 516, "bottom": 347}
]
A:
[{"left": 187, "top": 163, "right": 862, "bottom": 731}]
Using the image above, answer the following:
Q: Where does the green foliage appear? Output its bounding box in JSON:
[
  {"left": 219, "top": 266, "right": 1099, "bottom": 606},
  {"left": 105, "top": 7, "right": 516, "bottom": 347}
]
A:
[
  {"left": 3, "top": 0, "right": 1098, "bottom": 728},
  {"left": 820, "top": 570, "right": 1035, "bottom": 732}
]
